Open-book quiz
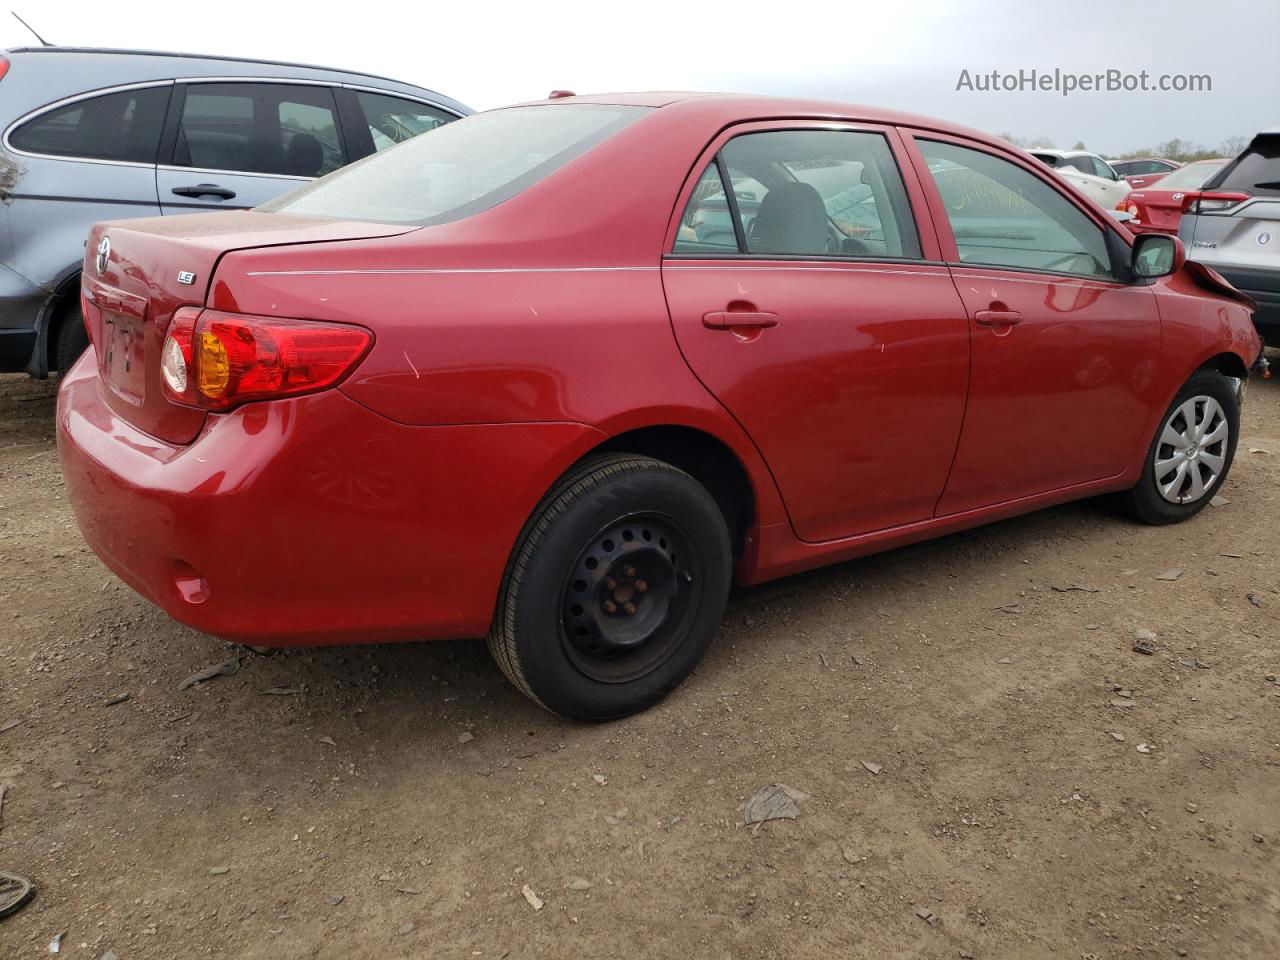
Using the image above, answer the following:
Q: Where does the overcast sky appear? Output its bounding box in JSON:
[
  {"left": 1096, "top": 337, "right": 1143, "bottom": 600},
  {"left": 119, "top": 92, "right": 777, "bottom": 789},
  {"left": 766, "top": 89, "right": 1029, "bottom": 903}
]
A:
[{"left": 5, "top": 0, "right": 1277, "bottom": 156}]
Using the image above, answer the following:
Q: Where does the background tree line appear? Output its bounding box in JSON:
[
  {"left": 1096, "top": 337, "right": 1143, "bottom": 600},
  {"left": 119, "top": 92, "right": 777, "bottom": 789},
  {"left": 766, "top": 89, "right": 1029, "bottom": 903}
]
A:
[{"left": 997, "top": 132, "right": 1251, "bottom": 162}]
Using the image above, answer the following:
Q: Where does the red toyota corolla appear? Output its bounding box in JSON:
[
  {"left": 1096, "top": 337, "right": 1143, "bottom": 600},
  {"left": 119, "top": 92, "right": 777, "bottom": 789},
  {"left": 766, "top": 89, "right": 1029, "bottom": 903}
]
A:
[
  {"left": 59, "top": 94, "right": 1264, "bottom": 720},
  {"left": 1122, "top": 158, "right": 1230, "bottom": 235}
]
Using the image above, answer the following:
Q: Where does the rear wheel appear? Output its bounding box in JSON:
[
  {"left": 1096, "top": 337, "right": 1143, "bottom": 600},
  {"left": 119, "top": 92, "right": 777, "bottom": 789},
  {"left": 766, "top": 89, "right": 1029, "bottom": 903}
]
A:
[
  {"left": 1122, "top": 370, "right": 1239, "bottom": 524},
  {"left": 487, "top": 455, "right": 732, "bottom": 721},
  {"left": 54, "top": 302, "right": 89, "bottom": 374}
]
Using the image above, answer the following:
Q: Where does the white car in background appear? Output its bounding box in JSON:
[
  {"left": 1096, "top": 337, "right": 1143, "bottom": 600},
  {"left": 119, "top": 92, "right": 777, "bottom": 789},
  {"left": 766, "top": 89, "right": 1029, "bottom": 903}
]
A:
[{"left": 1030, "top": 149, "right": 1132, "bottom": 210}]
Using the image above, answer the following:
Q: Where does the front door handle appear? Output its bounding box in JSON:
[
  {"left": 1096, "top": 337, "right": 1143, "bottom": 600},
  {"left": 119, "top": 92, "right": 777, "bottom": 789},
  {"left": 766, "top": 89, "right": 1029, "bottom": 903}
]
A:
[
  {"left": 703, "top": 310, "right": 779, "bottom": 329},
  {"left": 172, "top": 183, "right": 237, "bottom": 200},
  {"left": 974, "top": 309, "right": 1023, "bottom": 326}
]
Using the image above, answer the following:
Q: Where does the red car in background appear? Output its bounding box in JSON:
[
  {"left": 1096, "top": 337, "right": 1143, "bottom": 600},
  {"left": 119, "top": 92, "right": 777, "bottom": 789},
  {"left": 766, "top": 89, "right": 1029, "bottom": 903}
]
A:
[
  {"left": 1122, "top": 158, "right": 1231, "bottom": 234},
  {"left": 1111, "top": 157, "right": 1182, "bottom": 189},
  {"left": 58, "top": 94, "right": 1264, "bottom": 721}
]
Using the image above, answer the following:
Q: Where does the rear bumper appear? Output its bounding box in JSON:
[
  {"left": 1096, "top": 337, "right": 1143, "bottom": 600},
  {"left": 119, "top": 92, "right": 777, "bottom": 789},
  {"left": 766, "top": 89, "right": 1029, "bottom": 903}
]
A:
[
  {"left": 1214, "top": 267, "right": 1280, "bottom": 345},
  {"left": 57, "top": 353, "right": 605, "bottom": 645}
]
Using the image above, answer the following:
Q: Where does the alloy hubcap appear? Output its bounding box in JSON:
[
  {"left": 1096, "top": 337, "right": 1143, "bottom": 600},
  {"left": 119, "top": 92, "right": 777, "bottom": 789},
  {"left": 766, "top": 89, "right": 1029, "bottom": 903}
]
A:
[
  {"left": 1154, "top": 395, "right": 1228, "bottom": 504},
  {"left": 561, "top": 516, "right": 695, "bottom": 683}
]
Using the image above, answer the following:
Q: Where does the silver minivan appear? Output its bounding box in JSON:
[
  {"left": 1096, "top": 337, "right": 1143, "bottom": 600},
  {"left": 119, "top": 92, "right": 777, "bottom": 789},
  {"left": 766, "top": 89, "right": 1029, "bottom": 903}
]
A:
[
  {"left": 1179, "top": 128, "right": 1280, "bottom": 345},
  {"left": 0, "top": 46, "right": 470, "bottom": 376}
]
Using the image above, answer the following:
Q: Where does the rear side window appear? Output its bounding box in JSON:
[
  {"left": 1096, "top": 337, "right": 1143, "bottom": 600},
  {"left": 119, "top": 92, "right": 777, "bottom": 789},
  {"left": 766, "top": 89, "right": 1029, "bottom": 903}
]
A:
[
  {"left": 9, "top": 86, "right": 169, "bottom": 163},
  {"left": 674, "top": 129, "right": 921, "bottom": 259},
  {"left": 265, "top": 104, "right": 647, "bottom": 225},
  {"left": 354, "top": 92, "right": 455, "bottom": 153},
  {"left": 920, "top": 139, "right": 1112, "bottom": 279},
  {"left": 1210, "top": 134, "right": 1280, "bottom": 198},
  {"left": 175, "top": 83, "right": 345, "bottom": 177}
]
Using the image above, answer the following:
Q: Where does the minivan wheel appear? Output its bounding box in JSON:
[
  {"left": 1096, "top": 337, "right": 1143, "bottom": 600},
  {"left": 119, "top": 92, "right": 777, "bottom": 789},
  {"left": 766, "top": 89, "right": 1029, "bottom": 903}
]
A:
[
  {"left": 1122, "top": 370, "right": 1239, "bottom": 525},
  {"left": 487, "top": 454, "right": 732, "bottom": 721},
  {"left": 54, "top": 303, "right": 89, "bottom": 374}
]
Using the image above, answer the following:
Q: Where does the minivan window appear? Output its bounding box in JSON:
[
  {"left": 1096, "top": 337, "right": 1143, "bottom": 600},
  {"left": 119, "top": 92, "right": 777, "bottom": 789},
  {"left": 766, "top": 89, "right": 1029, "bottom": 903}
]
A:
[
  {"left": 1210, "top": 134, "right": 1280, "bottom": 198},
  {"left": 9, "top": 86, "right": 170, "bottom": 164},
  {"left": 264, "top": 104, "right": 647, "bottom": 225},
  {"left": 175, "top": 83, "right": 344, "bottom": 177},
  {"left": 355, "top": 92, "right": 455, "bottom": 153}
]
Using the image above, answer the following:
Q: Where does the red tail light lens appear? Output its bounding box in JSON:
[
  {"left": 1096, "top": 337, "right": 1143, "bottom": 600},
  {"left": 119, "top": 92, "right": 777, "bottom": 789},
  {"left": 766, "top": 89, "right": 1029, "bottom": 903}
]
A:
[
  {"left": 161, "top": 309, "right": 372, "bottom": 411},
  {"left": 1185, "top": 191, "right": 1249, "bottom": 214},
  {"left": 0, "top": 57, "right": 9, "bottom": 82}
]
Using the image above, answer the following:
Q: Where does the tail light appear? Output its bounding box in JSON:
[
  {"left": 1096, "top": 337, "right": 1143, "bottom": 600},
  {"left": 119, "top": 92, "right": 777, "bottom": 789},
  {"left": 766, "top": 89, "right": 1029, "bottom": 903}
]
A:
[
  {"left": 160, "top": 309, "right": 372, "bottom": 412},
  {"left": 1184, "top": 191, "right": 1249, "bottom": 214},
  {"left": 0, "top": 56, "right": 9, "bottom": 82}
]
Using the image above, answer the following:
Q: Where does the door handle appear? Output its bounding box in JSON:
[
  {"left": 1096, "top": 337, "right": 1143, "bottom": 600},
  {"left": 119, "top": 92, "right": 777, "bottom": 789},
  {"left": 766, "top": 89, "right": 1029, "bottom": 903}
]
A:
[
  {"left": 172, "top": 183, "right": 237, "bottom": 200},
  {"left": 974, "top": 309, "right": 1023, "bottom": 326},
  {"left": 703, "top": 310, "right": 779, "bottom": 330}
]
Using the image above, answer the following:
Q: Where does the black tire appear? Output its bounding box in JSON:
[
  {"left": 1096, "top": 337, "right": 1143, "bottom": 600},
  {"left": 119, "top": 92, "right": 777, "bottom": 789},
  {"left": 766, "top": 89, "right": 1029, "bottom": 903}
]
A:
[
  {"left": 54, "top": 302, "right": 89, "bottom": 374},
  {"left": 1121, "top": 369, "right": 1240, "bottom": 525},
  {"left": 488, "top": 454, "right": 732, "bottom": 721}
]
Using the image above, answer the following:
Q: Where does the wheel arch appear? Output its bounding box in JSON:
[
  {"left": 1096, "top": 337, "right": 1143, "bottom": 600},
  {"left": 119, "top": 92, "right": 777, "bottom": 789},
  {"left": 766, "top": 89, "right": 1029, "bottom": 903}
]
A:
[
  {"left": 1197, "top": 350, "right": 1249, "bottom": 381},
  {"left": 589, "top": 424, "right": 759, "bottom": 558},
  {"left": 29, "top": 269, "right": 81, "bottom": 378}
]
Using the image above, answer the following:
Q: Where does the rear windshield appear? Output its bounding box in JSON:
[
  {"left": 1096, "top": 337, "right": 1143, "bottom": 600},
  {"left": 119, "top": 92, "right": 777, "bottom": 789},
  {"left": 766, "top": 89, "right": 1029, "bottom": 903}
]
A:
[
  {"left": 261, "top": 104, "right": 648, "bottom": 225},
  {"left": 1149, "top": 159, "right": 1228, "bottom": 191},
  {"left": 1209, "top": 134, "right": 1280, "bottom": 198}
]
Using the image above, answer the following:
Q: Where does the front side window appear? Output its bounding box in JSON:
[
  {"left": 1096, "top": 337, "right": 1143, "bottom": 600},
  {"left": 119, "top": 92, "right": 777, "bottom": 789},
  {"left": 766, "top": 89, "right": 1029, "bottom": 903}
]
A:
[
  {"left": 673, "top": 129, "right": 921, "bottom": 259},
  {"left": 919, "top": 139, "right": 1113, "bottom": 279},
  {"left": 10, "top": 86, "right": 169, "bottom": 163},
  {"left": 175, "top": 83, "right": 344, "bottom": 177},
  {"left": 355, "top": 92, "right": 456, "bottom": 153},
  {"left": 265, "top": 104, "right": 647, "bottom": 225}
]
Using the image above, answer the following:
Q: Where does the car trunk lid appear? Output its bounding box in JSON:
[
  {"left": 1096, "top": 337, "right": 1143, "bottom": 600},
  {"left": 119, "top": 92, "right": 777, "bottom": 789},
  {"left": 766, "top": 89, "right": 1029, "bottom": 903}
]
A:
[{"left": 81, "top": 212, "right": 414, "bottom": 444}]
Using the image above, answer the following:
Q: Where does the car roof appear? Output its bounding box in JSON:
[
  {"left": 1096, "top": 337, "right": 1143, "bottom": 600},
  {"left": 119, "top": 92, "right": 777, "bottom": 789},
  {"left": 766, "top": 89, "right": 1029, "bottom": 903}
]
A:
[
  {"left": 508, "top": 91, "right": 1015, "bottom": 151},
  {"left": 0, "top": 46, "right": 471, "bottom": 116}
]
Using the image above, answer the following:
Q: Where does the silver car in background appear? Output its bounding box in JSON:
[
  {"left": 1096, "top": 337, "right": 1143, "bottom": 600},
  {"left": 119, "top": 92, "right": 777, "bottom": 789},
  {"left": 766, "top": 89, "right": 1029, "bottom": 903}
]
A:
[
  {"left": 1179, "top": 127, "right": 1280, "bottom": 346},
  {"left": 0, "top": 46, "right": 470, "bottom": 377}
]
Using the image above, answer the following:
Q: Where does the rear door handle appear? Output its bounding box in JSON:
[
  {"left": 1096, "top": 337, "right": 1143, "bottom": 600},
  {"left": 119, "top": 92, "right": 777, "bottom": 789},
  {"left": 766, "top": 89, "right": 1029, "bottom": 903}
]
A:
[
  {"left": 172, "top": 183, "right": 237, "bottom": 200},
  {"left": 974, "top": 309, "right": 1023, "bottom": 326},
  {"left": 703, "top": 310, "right": 779, "bottom": 329}
]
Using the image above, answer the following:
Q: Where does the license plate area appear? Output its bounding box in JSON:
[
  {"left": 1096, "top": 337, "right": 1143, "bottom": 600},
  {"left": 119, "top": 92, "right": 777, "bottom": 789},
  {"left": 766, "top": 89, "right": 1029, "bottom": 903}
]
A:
[{"left": 88, "top": 285, "right": 150, "bottom": 406}]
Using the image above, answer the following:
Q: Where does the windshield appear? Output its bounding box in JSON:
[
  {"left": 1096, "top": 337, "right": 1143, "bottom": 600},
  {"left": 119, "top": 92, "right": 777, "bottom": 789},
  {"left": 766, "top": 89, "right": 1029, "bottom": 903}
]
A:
[
  {"left": 1150, "top": 159, "right": 1228, "bottom": 191},
  {"left": 262, "top": 104, "right": 649, "bottom": 225}
]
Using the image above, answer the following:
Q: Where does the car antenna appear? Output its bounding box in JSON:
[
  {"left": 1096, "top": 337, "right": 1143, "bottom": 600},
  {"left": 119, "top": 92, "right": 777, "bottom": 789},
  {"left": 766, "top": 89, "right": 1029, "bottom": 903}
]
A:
[{"left": 11, "top": 11, "right": 53, "bottom": 46}]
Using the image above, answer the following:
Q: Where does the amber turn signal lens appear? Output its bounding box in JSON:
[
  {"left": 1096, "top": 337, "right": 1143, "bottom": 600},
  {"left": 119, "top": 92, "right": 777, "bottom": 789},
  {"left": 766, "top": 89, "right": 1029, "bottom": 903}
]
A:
[{"left": 198, "top": 331, "right": 231, "bottom": 398}]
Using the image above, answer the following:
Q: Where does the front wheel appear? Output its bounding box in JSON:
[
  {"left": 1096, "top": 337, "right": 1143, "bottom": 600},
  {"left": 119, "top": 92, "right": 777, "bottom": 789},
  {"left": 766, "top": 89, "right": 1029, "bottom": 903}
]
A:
[
  {"left": 487, "top": 455, "right": 732, "bottom": 721},
  {"left": 1122, "top": 370, "right": 1240, "bottom": 525}
]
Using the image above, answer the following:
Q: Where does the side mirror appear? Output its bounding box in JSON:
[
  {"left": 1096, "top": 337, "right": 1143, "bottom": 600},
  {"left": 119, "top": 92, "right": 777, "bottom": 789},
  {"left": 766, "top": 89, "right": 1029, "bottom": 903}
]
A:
[{"left": 1132, "top": 233, "right": 1185, "bottom": 279}]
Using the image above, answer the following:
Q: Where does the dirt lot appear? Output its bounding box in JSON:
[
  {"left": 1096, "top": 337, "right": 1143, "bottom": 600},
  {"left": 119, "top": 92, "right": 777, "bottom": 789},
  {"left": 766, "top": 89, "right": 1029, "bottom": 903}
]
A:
[{"left": 1, "top": 367, "right": 1278, "bottom": 960}]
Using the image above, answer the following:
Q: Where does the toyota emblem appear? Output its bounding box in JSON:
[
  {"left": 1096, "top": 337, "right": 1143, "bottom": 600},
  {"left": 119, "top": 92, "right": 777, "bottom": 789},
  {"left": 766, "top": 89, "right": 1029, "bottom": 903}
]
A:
[{"left": 95, "top": 235, "right": 111, "bottom": 274}]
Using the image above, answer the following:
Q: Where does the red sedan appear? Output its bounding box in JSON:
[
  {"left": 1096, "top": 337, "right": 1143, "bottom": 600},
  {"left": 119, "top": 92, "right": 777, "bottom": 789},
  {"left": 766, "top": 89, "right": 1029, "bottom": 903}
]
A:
[
  {"left": 58, "top": 94, "right": 1264, "bottom": 720},
  {"left": 1122, "top": 158, "right": 1230, "bottom": 235}
]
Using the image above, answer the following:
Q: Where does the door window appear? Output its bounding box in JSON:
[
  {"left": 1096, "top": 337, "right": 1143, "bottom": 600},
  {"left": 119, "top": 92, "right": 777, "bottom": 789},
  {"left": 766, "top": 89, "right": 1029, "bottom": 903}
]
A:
[
  {"left": 673, "top": 129, "right": 921, "bottom": 259},
  {"left": 354, "top": 91, "right": 456, "bottom": 152},
  {"left": 174, "top": 83, "right": 345, "bottom": 177},
  {"left": 919, "top": 139, "right": 1113, "bottom": 278},
  {"left": 10, "top": 86, "right": 170, "bottom": 163}
]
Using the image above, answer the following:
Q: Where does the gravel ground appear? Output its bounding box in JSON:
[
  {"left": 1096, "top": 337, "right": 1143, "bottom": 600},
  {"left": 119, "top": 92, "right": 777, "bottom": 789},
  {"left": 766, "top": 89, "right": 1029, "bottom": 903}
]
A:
[{"left": 1, "top": 365, "right": 1277, "bottom": 959}]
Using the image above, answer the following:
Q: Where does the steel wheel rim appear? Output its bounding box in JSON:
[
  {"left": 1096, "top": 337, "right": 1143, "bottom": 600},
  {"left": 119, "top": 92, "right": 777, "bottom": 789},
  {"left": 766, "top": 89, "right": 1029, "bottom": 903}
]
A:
[
  {"left": 1154, "top": 394, "right": 1228, "bottom": 504},
  {"left": 560, "top": 513, "right": 699, "bottom": 684}
]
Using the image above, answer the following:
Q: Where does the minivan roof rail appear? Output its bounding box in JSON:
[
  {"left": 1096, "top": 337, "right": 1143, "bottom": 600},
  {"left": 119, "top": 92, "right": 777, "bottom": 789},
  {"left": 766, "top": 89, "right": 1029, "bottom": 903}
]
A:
[{"left": 3, "top": 45, "right": 448, "bottom": 96}]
